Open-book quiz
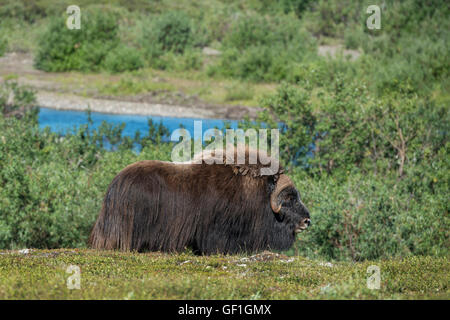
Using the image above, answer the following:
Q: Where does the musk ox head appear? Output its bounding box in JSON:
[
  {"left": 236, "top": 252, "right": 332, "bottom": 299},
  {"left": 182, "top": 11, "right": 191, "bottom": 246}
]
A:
[
  {"left": 89, "top": 147, "right": 311, "bottom": 255},
  {"left": 270, "top": 174, "right": 311, "bottom": 234}
]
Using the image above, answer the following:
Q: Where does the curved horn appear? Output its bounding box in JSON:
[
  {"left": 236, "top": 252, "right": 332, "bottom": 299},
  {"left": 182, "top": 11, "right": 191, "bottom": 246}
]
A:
[{"left": 270, "top": 174, "right": 294, "bottom": 213}]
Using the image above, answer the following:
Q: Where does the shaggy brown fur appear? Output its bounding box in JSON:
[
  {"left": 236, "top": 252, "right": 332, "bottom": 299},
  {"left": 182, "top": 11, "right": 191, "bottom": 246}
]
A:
[{"left": 89, "top": 147, "right": 310, "bottom": 254}]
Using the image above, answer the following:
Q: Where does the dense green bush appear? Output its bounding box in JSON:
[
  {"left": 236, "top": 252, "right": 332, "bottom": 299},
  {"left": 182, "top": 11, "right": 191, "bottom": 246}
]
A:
[
  {"left": 138, "top": 10, "right": 201, "bottom": 71},
  {"left": 22, "top": 0, "right": 449, "bottom": 89},
  {"left": 344, "top": 27, "right": 363, "bottom": 49},
  {"left": 240, "top": 83, "right": 315, "bottom": 167},
  {"left": 0, "top": 113, "right": 172, "bottom": 248},
  {"left": 292, "top": 172, "right": 449, "bottom": 260},
  {"left": 1, "top": 0, "right": 449, "bottom": 263},
  {"left": 243, "top": 82, "right": 448, "bottom": 261},
  {"left": 154, "top": 49, "right": 203, "bottom": 72},
  {"left": 0, "top": 82, "right": 448, "bottom": 261},
  {"left": 0, "top": 80, "right": 36, "bottom": 116},
  {"left": 142, "top": 11, "right": 193, "bottom": 58},
  {"left": 210, "top": 42, "right": 313, "bottom": 82},
  {"left": 246, "top": 80, "right": 449, "bottom": 178},
  {"left": 222, "top": 14, "right": 270, "bottom": 50},
  {"left": 209, "top": 13, "right": 316, "bottom": 81},
  {"left": 365, "top": 36, "right": 450, "bottom": 94},
  {"left": 277, "top": 0, "right": 314, "bottom": 17},
  {"left": 103, "top": 46, "right": 144, "bottom": 73},
  {"left": 153, "top": 11, "right": 192, "bottom": 54},
  {"left": 0, "top": 82, "right": 172, "bottom": 249},
  {"left": 34, "top": 7, "right": 122, "bottom": 72},
  {"left": 0, "top": 0, "right": 155, "bottom": 22},
  {"left": 302, "top": 0, "right": 363, "bottom": 38},
  {"left": 1, "top": 82, "right": 448, "bottom": 261},
  {"left": 0, "top": 0, "right": 46, "bottom": 23}
]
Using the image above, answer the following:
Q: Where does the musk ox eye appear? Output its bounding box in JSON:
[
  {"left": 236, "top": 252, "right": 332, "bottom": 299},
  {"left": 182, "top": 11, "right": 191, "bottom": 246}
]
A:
[{"left": 281, "top": 191, "right": 298, "bottom": 204}]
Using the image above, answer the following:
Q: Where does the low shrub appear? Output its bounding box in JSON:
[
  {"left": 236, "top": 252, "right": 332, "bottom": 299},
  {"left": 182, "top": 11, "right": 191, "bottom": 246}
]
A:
[
  {"left": 103, "top": 46, "right": 144, "bottom": 73},
  {"left": 0, "top": 82, "right": 173, "bottom": 249},
  {"left": 301, "top": 0, "right": 363, "bottom": 38},
  {"left": 364, "top": 35, "right": 450, "bottom": 94},
  {"left": 141, "top": 11, "right": 193, "bottom": 59},
  {"left": 0, "top": 36, "right": 7, "bottom": 56},
  {"left": 154, "top": 49, "right": 203, "bottom": 72},
  {"left": 343, "top": 27, "right": 363, "bottom": 50},
  {"left": 210, "top": 13, "right": 316, "bottom": 82},
  {"left": 291, "top": 172, "right": 449, "bottom": 261},
  {"left": 222, "top": 14, "right": 270, "bottom": 50},
  {"left": 34, "top": 6, "right": 121, "bottom": 72},
  {"left": 243, "top": 82, "right": 449, "bottom": 261}
]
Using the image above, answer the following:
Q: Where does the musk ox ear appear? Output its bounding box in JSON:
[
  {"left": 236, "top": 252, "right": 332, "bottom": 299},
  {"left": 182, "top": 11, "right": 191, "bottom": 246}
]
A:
[{"left": 270, "top": 174, "right": 295, "bottom": 214}]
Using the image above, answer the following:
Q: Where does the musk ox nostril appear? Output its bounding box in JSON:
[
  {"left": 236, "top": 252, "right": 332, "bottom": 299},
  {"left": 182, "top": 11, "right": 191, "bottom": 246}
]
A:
[{"left": 304, "top": 218, "right": 311, "bottom": 227}]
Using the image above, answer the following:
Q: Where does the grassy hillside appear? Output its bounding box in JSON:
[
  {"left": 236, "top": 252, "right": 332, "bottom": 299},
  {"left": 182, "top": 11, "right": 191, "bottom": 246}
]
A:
[
  {"left": 0, "top": 0, "right": 448, "bottom": 295},
  {"left": 0, "top": 249, "right": 448, "bottom": 299}
]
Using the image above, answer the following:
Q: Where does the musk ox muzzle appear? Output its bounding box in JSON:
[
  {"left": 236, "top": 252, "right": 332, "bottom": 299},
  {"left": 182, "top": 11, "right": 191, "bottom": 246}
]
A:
[{"left": 89, "top": 150, "right": 310, "bottom": 255}]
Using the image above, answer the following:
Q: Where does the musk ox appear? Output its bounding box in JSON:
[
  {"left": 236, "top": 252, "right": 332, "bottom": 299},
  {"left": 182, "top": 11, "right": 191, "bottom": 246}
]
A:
[{"left": 89, "top": 148, "right": 311, "bottom": 254}]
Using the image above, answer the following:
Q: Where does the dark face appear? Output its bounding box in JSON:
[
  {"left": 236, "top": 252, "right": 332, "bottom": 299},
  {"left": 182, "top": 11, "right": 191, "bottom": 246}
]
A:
[{"left": 276, "top": 187, "right": 311, "bottom": 234}]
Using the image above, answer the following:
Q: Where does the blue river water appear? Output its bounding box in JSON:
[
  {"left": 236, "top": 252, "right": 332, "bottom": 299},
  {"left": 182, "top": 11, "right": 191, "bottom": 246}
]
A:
[
  {"left": 38, "top": 108, "right": 313, "bottom": 163},
  {"left": 38, "top": 107, "right": 241, "bottom": 142}
]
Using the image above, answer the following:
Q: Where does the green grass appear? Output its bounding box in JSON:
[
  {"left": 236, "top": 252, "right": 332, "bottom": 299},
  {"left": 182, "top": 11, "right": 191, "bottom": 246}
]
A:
[
  {"left": 0, "top": 249, "right": 447, "bottom": 299},
  {"left": 21, "top": 67, "right": 273, "bottom": 107}
]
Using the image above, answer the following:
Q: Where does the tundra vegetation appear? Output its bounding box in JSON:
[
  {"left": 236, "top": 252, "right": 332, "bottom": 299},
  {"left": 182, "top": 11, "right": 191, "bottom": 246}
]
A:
[
  {"left": 0, "top": 0, "right": 448, "bottom": 299},
  {"left": 0, "top": 250, "right": 448, "bottom": 299}
]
